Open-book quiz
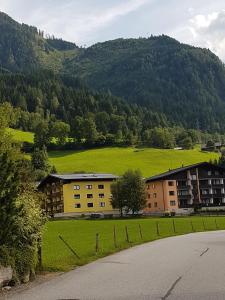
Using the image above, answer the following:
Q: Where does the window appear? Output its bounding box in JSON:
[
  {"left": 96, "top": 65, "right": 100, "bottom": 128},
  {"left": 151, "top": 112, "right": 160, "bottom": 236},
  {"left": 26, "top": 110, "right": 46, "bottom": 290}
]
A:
[
  {"left": 148, "top": 194, "right": 151, "bottom": 199},
  {"left": 74, "top": 185, "right": 80, "bottom": 190},
  {"left": 87, "top": 203, "right": 94, "bottom": 208},
  {"left": 99, "top": 194, "right": 105, "bottom": 198},
  {"left": 98, "top": 185, "right": 104, "bottom": 189},
  {"left": 99, "top": 202, "right": 105, "bottom": 207},
  {"left": 191, "top": 175, "right": 197, "bottom": 180},
  {"left": 148, "top": 203, "right": 151, "bottom": 208},
  {"left": 170, "top": 200, "right": 176, "bottom": 206},
  {"left": 153, "top": 193, "right": 157, "bottom": 198},
  {"left": 87, "top": 194, "right": 93, "bottom": 199},
  {"left": 74, "top": 194, "right": 80, "bottom": 199},
  {"left": 152, "top": 184, "right": 156, "bottom": 189},
  {"left": 86, "top": 185, "right": 93, "bottom": 190},
  {"left": 215, "top": 171, "right": 219, "bottom": 176},
  {"left": 147, "top": 185, "right": 150, "bottom": 190},
  {"left": 213, "top": 179, "right": 222, "bottom": 185},
  {"left": 208, "top": 171, "right": 212, "bottom": 176},
  {"left": 169, "top": 191, "right": 175, "bottom": 196},
  {"left": 178, "top": 190, "right": 189, "bottom": 196},
  {"left": 201, "top": 189, "right": 209, "bottom": 195},
  {"left": 154, "top": 202, "right": 158, "bottom": 207},
  {"left": 168, "top": 181, "right": 174, "bottom": 186},
  {"left": 75, "top": 203, "right": 81, "bottom": 208}
]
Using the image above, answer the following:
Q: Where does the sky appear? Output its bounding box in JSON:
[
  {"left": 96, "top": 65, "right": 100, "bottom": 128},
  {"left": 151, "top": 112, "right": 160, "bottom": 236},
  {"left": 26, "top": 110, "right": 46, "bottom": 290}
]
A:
[{"left": 1, "top": 0, "right": 225, "bottom": 60}]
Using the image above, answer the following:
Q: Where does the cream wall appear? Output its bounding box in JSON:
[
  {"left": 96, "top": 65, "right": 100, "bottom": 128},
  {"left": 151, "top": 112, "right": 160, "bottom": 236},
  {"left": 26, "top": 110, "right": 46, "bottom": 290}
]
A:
[{"left": 63, "top": 180, "right": 115, "bottom": 214}]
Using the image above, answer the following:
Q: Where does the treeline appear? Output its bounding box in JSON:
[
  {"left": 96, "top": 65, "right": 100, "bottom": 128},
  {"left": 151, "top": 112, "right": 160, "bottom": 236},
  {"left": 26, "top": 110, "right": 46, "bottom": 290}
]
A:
[{"left": 1, "top": 71, "right": 224, "bottom": 150}]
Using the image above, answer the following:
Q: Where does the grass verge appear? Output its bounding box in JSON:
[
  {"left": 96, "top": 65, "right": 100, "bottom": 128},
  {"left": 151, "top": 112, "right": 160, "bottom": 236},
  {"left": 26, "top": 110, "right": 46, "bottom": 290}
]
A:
[{"left": 42, "top": 216, "right": 225, "bottom": 271}]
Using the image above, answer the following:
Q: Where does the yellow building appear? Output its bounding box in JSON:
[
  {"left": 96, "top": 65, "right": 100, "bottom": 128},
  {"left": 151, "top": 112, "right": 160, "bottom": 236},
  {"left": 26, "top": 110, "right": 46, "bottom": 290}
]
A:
[{"left": 38, "top": 174, "right": 119, "bottom": 217}]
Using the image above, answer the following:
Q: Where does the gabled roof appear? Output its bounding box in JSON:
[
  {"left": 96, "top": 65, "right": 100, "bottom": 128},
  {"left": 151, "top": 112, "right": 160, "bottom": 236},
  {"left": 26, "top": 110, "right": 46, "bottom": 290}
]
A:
[
  {"left": 145, "top": 162, "right": 224, "bottom": 182},
  {"left": 38, "top": 173, "right": 118, "bottom": 188}
]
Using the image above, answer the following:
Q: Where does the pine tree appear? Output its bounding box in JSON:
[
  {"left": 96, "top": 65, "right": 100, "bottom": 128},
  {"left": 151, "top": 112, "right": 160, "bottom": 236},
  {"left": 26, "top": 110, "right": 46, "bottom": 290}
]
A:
[{"left": 31, "top": 146, "right": 49, "bottom": 172}]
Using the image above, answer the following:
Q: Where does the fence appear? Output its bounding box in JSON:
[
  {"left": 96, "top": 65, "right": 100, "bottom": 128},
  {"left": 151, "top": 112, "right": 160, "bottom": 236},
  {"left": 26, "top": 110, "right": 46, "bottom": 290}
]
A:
[{"left": 42, "top": 217, "right": 225, "bottom": 271}]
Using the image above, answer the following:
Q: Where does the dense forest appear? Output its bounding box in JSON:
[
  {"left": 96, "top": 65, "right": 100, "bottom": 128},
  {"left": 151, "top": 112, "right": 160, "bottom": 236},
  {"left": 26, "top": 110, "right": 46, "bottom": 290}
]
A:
[{"left": 1, "top": 12, "right": 225, "bottom": 148}]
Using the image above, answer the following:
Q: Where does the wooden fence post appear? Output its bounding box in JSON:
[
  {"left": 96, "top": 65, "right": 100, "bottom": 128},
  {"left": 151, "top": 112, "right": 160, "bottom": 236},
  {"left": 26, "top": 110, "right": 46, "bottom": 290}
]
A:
[
  {"left": 202, "top": 219, "right": 206, "bottom": 231},
  {"left": 125, "top": 226, "right": 130, "bottom": 243},
  {"left": 113, "top": 225, "right": 117, "bottom": 248},
  {"left": 156, "top": 222, "right": 160, "bottom": 236},
  {"left": 172, "top": 219, "right": 176, "bottom": 234},
  {"left": 59, "top": 235, "right": 80, "bottom": 259},
  {"left": 215, "top": 219, "right": 219, "bottom": 230},
  {"left": 96, "top": 233, "right": 100, "bottom": 253},
  {"left": 139, "top": 224, "right": 143, "bottom": 240},
  {"left": 190, "top": 221, "right": 195, "bottom": 232}
]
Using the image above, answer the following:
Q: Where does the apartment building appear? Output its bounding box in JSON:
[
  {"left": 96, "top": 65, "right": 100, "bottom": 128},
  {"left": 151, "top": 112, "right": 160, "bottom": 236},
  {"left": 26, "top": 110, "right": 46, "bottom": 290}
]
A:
[
  {"left": 38, "top": 173, "right": 118, "bottom": 216},
  {"left": 144, "top": 162, "right": 225, "bottom": 214}
]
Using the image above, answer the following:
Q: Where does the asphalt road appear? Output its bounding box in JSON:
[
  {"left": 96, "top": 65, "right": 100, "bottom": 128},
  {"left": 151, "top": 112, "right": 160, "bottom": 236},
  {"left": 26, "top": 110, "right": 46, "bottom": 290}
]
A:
[{"left": 7, "top": 231, "right": 225, "bottom": 300}]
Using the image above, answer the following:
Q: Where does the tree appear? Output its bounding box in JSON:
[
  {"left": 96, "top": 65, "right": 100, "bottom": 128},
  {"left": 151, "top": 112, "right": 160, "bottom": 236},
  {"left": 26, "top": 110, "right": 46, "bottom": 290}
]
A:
[
  {"left": 111, "top": 170, "right": 146, "bottom": 216},
  {"left": 51, "top": 121, "right": 70, "bottom": 146},
  {"left": 34, "top": 121, "right": 51, "bottom": 148},
  {"left": 122, "top": 170, "right": 146, "bottom": 215},
  {"left": 111, "top": 179, "right": 125, "bottom": 217},
  {"left": 83, "top": 118, "right": 98, "bottom": 144},
  {"left": 31, "top": 146, "right": 49, "bottom": 179},
  {"left": 179, "top": 136, "right": 193, "bottom": 149},
  {"left": 0, "top": 153, "right": 21, "bottom": 246}
]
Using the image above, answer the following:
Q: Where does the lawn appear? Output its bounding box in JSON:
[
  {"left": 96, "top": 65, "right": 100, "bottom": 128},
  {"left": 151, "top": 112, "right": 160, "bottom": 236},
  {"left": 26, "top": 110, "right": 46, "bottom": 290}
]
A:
[
  {"left": 48, "top": 147, "right": 219, "bottom": 177},
  {"left": 43, "top": 217, "right": 225, "bottom": 271},
  {"left": 9, "top": 128, "right": 34, "bottom": 143}
]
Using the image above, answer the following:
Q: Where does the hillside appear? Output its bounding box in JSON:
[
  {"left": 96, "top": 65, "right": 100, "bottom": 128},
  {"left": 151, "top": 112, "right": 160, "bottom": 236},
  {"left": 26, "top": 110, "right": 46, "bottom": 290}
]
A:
[
  {"left": 1, "top": 12, "right": 225, "bottom": 133},
  {"left": 10, "top": 128, "right": 219, "bottom": 176},
  {"left": 49, "top": 148, "right": 218, "bottom": 177},
  {"left": 66, "top": 37, "right": 225, "bottom": 132},
  {"left": 0, "top": 11, "right": 78, "bottom": 72}
]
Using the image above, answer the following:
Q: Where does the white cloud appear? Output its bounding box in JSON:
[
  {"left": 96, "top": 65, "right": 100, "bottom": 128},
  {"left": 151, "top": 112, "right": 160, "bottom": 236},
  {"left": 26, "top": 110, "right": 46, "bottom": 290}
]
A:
[
  {"left": 56, "top": 0, "right": 151, "bottom": 44},
  {"left": 187, "top": 10, "right": 225, "bottom": 60},
  {"left": 0, "top": 0, "right": 151, "bottom": 45}
]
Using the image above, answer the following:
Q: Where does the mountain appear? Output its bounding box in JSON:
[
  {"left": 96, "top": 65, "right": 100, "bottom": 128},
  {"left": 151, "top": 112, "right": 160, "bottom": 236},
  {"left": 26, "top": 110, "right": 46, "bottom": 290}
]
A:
[
  {"left": 1, "top": 12, "right": 225, "bottom": 133},
  {"left": 65, "top": 36, "right": 225, "bottom": 132},
  {"left": 0, "top": 11, "right": 78, "bottom": 72}
]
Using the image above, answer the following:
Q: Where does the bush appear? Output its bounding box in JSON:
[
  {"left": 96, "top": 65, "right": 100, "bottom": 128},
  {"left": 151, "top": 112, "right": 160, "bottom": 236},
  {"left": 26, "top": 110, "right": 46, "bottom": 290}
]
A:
[{"left": 0, "top": 246, "right": 13, "bottom": 267}]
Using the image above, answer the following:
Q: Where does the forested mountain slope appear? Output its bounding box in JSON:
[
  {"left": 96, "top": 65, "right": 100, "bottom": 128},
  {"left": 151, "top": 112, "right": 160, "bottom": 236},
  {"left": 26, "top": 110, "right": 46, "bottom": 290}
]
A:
[
  {"left": 0, "top": 11, "right": 78, "bottom": 72},
  {"left": 1, "top": 12, "right": 225, "bottom": 133},
  {"left": 66, "top": 36, "right": 225, "bottom": 132}
]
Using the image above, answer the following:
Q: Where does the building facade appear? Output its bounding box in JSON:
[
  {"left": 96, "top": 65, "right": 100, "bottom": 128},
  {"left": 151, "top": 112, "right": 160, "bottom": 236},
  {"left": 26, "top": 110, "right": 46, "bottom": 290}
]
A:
[
  {"left": 38, "top": 174, "right": 118, "bottom": 216},
  {"left": 144, "top": 162, "right": 225, "bottom": 214}
]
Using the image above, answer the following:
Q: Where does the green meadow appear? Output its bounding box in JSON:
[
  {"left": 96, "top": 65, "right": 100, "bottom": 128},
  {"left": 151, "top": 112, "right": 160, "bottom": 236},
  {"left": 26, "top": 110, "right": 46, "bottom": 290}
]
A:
[
  {"left": 9, "top": 128, "right": 34, "bottom": 143},
  {"left": 48, "top": 147, "right": 218, "bottom": 177},
  {"left": 43, "top": 217, "right": 225, "bottom": 271},
  {"left": 10, "top": 129, "right": 219, "bottom": 177}
]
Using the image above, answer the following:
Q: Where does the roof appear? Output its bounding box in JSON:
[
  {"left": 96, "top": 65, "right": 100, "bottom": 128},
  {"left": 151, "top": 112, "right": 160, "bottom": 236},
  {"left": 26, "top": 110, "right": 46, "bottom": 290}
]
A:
[
  {"left": 49, "top": 173, "right": 118, "bottom": 180},
  {"left": 38, "top": 173, "right": 118, "bottom": 188},
  {"left": 145, "top": 162, "right": 224, "bottom": 182}
]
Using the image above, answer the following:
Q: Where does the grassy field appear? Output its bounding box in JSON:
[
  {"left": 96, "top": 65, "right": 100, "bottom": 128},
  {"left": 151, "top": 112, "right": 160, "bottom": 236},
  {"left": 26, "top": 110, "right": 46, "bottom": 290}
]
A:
[
  {"left": 9, "top": 128, "right": 34, "bottom": 143},
  {"left": 48, "top": 147, "right": 219, "bottom": 177},
  {"left": 43, "top": 217, "right": 225, "bottom": 271},
  {"left": 10, "top": 128, "right": 219, "bottom": 176}
]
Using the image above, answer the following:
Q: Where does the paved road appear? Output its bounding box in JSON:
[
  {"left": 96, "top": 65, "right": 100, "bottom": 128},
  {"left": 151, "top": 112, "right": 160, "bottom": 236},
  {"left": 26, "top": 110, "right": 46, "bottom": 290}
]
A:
[{"left": 7, "top": 231, "right": 225, "bottom": 300}]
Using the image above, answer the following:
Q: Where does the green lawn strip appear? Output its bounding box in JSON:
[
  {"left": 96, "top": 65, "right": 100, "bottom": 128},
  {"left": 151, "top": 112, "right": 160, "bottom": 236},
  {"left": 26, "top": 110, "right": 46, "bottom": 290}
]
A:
[{"left": 42, "top": 216, "right": 225, "bottom": 272}]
